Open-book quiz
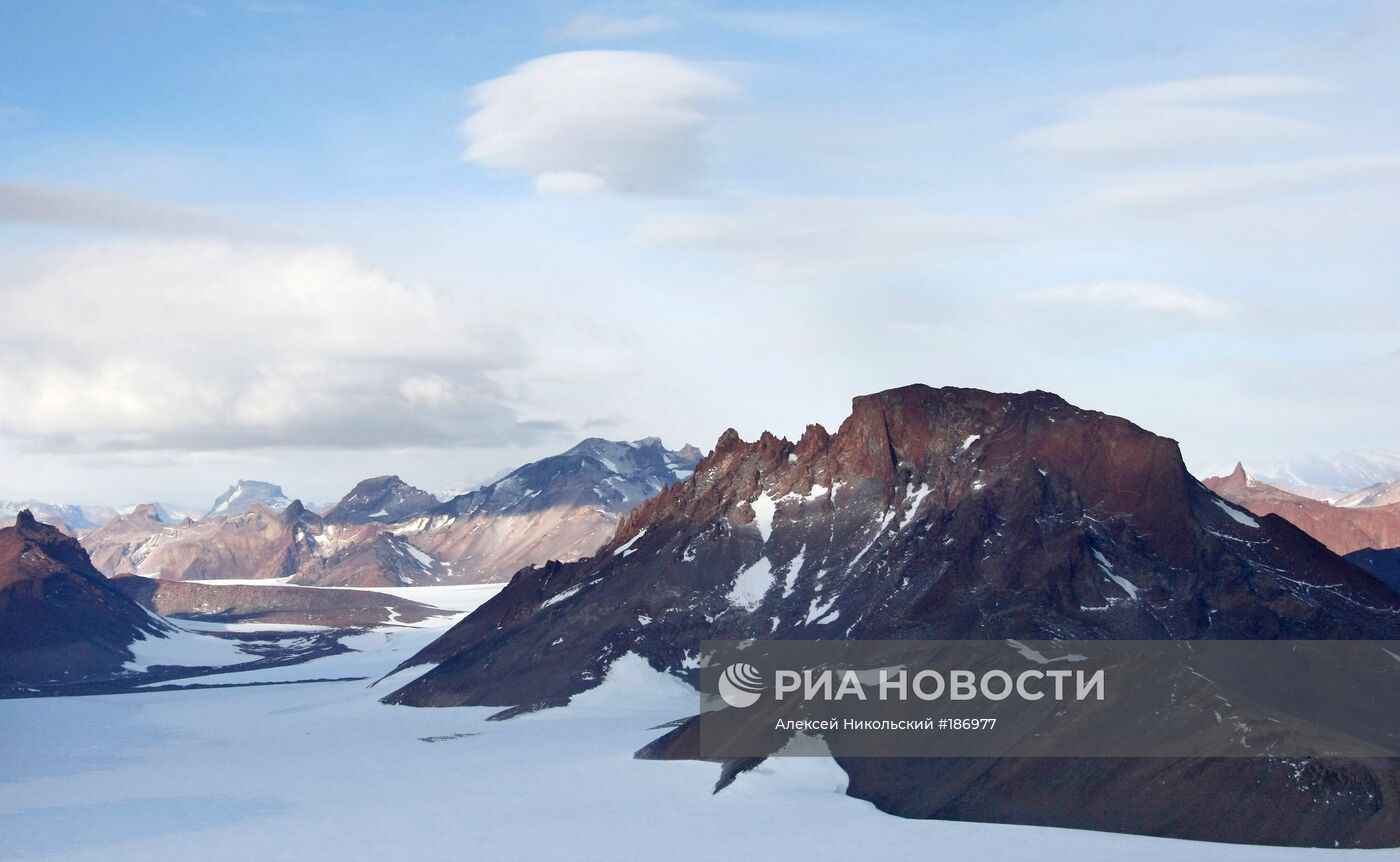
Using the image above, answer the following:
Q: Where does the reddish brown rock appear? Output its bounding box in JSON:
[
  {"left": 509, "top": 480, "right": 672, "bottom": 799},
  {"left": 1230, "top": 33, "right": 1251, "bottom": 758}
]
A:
[{"left": 1205, "top": 463, "right": 1400, "bottom": 555}]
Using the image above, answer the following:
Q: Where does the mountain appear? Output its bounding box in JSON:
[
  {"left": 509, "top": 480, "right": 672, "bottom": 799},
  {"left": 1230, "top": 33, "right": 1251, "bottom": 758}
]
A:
[
  {"left": 205, "top": 480, "right": 291, "bottom": 518},
  {"left": 1244, "top": 450, "right": 1400, "bottom": 500},
  {"left": 1204, "top": 463, "right": 1400, "bottom": 555},
  {"left": 385, "top": 385, "right": 1400, "bottom": 847},
  {"left": 109, "top": 576, "right": 443, "bottom": 627},
  {"left": 80, "top": 439, "right": 711, "bottom": 586},
  {"left": 391, "top": 437, "right": 702, "bottom": 584},
  {"left": 117, "top": 501, "right": 200, "bottom": 523},
  {"left": 0, "top": 511, "right": 171, "bottom": 692},
  {"left": 322, "top": 475, "right": 439, "bottom": 525},
  {"left": 1345, "top": 547, "right": 1400, "bottom": 592},
  {"left": 0, "top": 500, "right": 120, "bottom": 534},
  {"left": 81, "top": 500, "right": 447, "bottom": 587},
  {"left": 1337, "top": 479, "right": 1400, "bottom": 508}
]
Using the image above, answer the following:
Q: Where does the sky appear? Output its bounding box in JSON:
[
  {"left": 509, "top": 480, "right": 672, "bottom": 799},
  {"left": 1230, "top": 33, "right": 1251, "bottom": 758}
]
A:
[{"left": 1, "top": 0, "right": 1398, "bottom": 508}]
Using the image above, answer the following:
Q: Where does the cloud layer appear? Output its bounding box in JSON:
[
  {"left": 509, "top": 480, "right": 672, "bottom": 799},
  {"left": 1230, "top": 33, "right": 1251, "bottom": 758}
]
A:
[
  {"left": 0, "top": 240, "right": 552, "bottom": 452},
  {"left": 1017, "top": 74, "right": 1329, "bottom": 160},
  {"left": 460, "top": 51, "right": 739, "bottom": 195},
  {"left": 1022, "top": 281, "right": 1230, "bottom": 320}
]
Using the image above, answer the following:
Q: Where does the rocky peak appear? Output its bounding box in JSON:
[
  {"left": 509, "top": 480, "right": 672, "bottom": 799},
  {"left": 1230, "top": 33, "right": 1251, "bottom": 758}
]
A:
[
  {"left": 389, "top": 383, "right": 1399, "bottom": 717},
  {"left": 323, "top": 475, "right": 437, "bottom": 525},
  {"left": 128, "top": 503, "right": 164, "bottom": 521},
  {"left": 620, "top": 384, "right": 1197, "bottom": 564}
]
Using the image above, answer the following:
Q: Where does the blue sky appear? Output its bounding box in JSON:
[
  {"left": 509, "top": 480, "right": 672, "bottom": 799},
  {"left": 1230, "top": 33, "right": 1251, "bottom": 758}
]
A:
[{"left": 2, "top": 1, "right": 1398, "bottom": 506}]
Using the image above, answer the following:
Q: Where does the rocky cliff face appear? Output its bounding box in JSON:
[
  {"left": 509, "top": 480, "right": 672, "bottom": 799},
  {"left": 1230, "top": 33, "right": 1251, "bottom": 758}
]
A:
[
  {"left": 1205, "top": 463, "right": 1400, "bottom": 555},
  {"left": 383, "top": 385, "right": 1400, "bottom": 847},
  {"left": 1, "top": 511, "right": 170, "bottom": 691}
]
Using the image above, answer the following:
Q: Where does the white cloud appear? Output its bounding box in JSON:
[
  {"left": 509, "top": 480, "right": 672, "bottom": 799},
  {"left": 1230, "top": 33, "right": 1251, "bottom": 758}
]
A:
[
  {"left": 557, "top": 13, "right": 672, "bottom": 40},
  {"left": 0, "top": 240, "right": 555, "bottom": 452},
  {"left": 0, "top": 182, "right": 237, "bottom": 235},
  {"left": 640, "top": 194, "right": 1017, "bottom": 281},
  {"left": 1022, "top": 281, "right": 1230, "bottom": 320},
  {"left": 1080, "top": 152, "right": 1400, "bottom": 214},
  {"left": 1016, "top": 74, "right": 1330, "bottom": 160},
  {"left": 460, "top": 51, "right": 740, "bottom": 195}
]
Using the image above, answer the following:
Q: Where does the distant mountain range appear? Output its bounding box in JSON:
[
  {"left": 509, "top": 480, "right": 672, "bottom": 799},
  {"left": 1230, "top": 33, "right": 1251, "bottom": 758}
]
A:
[
  {"left": 0, "top": 500, "right": 120, "bottom": 534},
  {"left": 77, "top": 437, "right": 701, "bottom": 587},
  {"left": 1237, "top": 451, "right": 1400, "bottom": 501}
]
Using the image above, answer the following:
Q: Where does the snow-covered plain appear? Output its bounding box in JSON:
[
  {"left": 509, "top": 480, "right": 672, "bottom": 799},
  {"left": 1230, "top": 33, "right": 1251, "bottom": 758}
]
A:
[{"left": 0, "top": 586, "right": 1389, "bottom": 861}]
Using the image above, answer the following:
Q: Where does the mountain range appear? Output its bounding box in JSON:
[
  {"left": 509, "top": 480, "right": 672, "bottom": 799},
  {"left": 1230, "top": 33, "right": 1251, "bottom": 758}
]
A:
[
  {"left": 78, "top": 437, "right": 701, "bottom": 587},
  {"left": 384, "top": 384, "right": 1400, "bottom": 847},
  {"left": 6, "top": 384, "right": 1400, "bottom": 847}
]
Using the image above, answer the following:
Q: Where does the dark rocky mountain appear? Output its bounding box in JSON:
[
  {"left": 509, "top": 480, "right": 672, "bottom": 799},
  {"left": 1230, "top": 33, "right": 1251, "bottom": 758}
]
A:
[
  {"left": 1, "top": 511, "right": 171, "bottom": 691},
  {"left": 393, "top": 437, "right": 702, "bottom": 583},
  {"left": 111, "top": 576, "right": 443, "bottom": 627},
  {"left": 323, "top": 475, "right": 439, "bottom": 525},
  {"left": 1346, "top": 547, "right": 1400, "bottom": 592},
  {"left": 385, "top": 385, "right": 1400, "bottom": 847},
  {"left": 205, "top": 480, "right": 291, "bottom": 518},
  {"left": 1205, "top": 463, "right": 1400, "bottom": 555}
]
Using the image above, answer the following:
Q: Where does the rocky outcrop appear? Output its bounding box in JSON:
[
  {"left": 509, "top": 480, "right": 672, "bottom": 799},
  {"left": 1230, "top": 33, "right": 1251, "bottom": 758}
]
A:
[
  {"left": 0, "top": 511, "right": 170, "bottom": 691},
  {"left": 110, "top": 576, "right": 443, "bottom": 627},
  {"left": 1205, "top": 463, "right": 1400, "bottom": 555},
  {"left": 384, "top": 385, "right": 1400, "bottom": 847}
]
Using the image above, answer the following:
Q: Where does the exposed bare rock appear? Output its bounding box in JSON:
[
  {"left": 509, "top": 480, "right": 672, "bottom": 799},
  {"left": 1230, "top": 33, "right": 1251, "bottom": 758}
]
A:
[
  {"left": 1205, "top": 463, "right": 1400, "bottom": 555},
  {"left": 109, "top": 576, "right": 443, "bottom": 626}
]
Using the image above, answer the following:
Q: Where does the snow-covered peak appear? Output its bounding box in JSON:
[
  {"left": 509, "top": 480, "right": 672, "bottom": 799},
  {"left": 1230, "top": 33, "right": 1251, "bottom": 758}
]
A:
[{"left": 205, "top": 480, "right": 291, "bottom": 519}]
